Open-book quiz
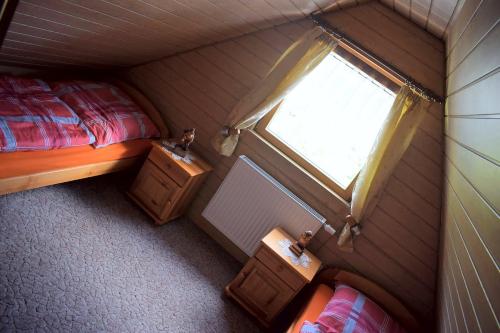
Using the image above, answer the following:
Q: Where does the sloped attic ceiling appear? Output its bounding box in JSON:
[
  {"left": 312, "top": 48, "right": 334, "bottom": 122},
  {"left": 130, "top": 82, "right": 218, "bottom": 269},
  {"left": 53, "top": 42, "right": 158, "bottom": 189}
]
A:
[{"left": 0, "top": 0, "right": 458, "bottom": 69}]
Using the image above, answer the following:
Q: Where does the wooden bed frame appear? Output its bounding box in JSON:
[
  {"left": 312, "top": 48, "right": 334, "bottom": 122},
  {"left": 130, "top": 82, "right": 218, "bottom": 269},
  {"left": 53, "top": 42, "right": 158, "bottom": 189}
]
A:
[
  {"left": 0, "top": 80, "right": 169, "bottom": 196},
  {"left": 286, "top": 268, "right": 419, "bottom": 333}
]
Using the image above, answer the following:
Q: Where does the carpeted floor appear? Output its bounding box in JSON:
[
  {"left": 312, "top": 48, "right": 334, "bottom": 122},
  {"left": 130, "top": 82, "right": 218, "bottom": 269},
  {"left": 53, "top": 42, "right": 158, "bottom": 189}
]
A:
[{"left": 0, "top": 173, "right": 261, "bottom": 333}]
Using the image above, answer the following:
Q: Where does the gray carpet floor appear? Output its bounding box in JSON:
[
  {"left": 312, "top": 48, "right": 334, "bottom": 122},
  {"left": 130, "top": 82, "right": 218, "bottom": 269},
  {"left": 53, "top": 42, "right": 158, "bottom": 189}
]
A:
[{"left": 0, "top": 174, "right": 261, "bottom": 333}]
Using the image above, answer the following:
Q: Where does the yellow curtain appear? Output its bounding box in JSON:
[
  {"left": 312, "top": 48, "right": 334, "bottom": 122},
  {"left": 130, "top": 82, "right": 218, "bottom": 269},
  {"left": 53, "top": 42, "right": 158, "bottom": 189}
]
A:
[
  {"left": 212, "top": 27, "right": 338, "bottom": 156},
  {"left": 338, "top": 86, "right": 431, "bottom": 252}
]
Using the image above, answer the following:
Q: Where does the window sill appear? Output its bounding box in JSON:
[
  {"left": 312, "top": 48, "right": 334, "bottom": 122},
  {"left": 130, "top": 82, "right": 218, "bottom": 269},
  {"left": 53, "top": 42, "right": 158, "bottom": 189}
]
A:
[{"left": 246, "top": 130, "right": 350, "bottom": 210}]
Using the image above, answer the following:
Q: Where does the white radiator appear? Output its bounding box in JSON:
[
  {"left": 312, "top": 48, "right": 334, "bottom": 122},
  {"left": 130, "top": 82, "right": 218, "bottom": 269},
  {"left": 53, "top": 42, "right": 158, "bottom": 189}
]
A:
[{"left": 202, "top": 155, "right": 326, "bottom": 256}]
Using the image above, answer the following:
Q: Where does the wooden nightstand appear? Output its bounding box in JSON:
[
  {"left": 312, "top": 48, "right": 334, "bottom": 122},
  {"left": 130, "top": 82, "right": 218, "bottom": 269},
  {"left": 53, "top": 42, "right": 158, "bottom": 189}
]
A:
[
  {"left": 225, "top": 228, "right": 322, "bottom": 326},
  {"left": 128, "top": 141, "right": 212, "bottom": 224}
]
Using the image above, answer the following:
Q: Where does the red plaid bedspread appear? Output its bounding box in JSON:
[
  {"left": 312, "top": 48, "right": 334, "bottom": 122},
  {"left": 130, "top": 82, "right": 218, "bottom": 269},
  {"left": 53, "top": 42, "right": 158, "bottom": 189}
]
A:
[
  {"left": 0, "top": 75, "right": 51, "bottom": 95},
  {"left": 51, "top": 81, "right": 159, "bottom": 147},
  {"left": 0, "top": 93, "right": 95, "bottom": 152}
]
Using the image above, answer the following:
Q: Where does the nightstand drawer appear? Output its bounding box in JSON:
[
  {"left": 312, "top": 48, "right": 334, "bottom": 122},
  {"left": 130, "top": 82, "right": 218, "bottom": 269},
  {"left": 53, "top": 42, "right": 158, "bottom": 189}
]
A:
[
  {"left": 255, "top": 246, "right": 305, "bottom": 291},
  {"left": 229, "top": 258, "right": 294, "bottom": 322},
  {"left": 130, "top": 161, "right": 180, "bottom": 218},
  {"left": 148, "top": 146, "right": 190, "bottom": 186}
]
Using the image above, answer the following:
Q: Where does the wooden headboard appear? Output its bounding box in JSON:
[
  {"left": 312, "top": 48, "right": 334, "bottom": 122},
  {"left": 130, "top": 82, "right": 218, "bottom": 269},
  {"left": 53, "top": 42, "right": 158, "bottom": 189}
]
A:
[
  {"left": 316, "top": 268, "right": 419, "bottom": 332},
  {"left": 111, "top": 80, "right": 170, "bottom": 139}
]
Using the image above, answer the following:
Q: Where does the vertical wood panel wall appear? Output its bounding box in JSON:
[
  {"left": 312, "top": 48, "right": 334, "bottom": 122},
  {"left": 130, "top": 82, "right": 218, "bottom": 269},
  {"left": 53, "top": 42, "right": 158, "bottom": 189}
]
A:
[
  {"left": 126, "top": 2, "right": 445, "bottom": 322},
  {"left": 436, "top": 0, "right": 500, "bottom": 332}
]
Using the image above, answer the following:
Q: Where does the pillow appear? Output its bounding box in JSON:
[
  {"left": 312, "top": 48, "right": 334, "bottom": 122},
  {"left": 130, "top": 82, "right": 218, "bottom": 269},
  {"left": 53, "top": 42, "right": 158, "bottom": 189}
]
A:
[
  {"left": 300, "top": 283, "right": 407, "bottom": 333},
  {"left": 0, "top": 75, "right": 51, "bottom": 95},
  {"left": 50, "top": 80, "right": 160, "bottom": 147}
]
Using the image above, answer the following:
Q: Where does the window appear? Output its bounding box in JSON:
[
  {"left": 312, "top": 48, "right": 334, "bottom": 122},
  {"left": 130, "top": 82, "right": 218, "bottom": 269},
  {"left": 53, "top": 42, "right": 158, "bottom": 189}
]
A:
[{"left": 255, "top": 48, "right": 398, "bottom": 200}]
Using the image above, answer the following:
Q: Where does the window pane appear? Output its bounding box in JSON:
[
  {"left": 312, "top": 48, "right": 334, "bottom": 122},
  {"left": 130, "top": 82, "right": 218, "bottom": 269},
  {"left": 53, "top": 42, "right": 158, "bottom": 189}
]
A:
[{"left": 266, "top": 52, "right": 396, "bottom": 189}]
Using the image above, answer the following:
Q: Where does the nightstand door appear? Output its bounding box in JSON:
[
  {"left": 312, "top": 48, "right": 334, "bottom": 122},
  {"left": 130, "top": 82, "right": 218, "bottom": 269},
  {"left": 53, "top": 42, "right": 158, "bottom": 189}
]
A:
[
  {"left": 130, "top": 161, "right": 180, "bottom": 218},
  {"left": 230, "top": 258, "right": 294, "bottom": 321}
]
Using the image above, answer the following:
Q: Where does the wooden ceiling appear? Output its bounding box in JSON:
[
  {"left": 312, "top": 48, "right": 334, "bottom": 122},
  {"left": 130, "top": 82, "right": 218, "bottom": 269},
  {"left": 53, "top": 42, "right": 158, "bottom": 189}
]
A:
[{"left": 0, "top": 0, "right": 458, "bottom": 68}]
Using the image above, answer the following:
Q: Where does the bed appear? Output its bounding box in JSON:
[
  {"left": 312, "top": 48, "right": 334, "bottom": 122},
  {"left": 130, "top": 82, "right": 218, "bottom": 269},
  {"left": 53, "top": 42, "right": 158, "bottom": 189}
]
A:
[
  {"left": 0, "top": 76, "right": 169, "bottom": 196},
  {"left": 287, "top": 268, "right": 419, "bottom": 333}
]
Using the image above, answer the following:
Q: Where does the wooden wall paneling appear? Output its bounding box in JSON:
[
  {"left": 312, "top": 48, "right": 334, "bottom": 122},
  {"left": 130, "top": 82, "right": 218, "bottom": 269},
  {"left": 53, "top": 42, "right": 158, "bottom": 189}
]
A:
[
  {"left": 5, "top": 20, "right": 146, "bottom": 63},
  {"left": 444, "top": 161, "right": 499, "bottom": 259},
  {"left": 232, "top": 0, "right": 290, "bottom": 27},
  {"left": 446, "top": 68, "right": 500, "bottom": 117},
  {"left": 321, "top": 6, "right": 444, "bottom": 96},
  {"left": 401, "top": 144, "right": 442, "bottom": 187},
  {"left": 446, "top": 0, "right": 500, "bottom": 75},
  {"left": 394, "top": 0, "right": 411, "bottom": 19},
  {"left": 446, "top": 23, "right": 500, "bottom": 95},
  {"left": 368, "top": 2, "right": 446, "bottom": 60},
  {"left": 288, "top": 0, "right": 320, "bottom": 16},
  {"left": 1, "top": 0, "right": 332, "bottom": 67},
  {"left": 202, "top": 0, "right": 274, "bottom": 30},
  {"left": 443, "top": 231, "right": 482, "bottom": 333},
  {"left": 392, "top": 160, "right": 442, "bottom": 208},
  {"left": 17, "top": 1, "right": 173, "bottom": 52},
  {"left": 445, "top": 117, "right": 500, "bottom": 163},
  {"left": 411, "top": 128, "right": 443, "bottom": 164},
  {"left": 361, "top": 219, "right": 436, "bottom": 287},
  {"left": 440, "top": 247, "right": 468, "bottom": 333},
  {"left": 163, "top": 55, "right": 238, "bottom": 111},
  {"left": 445, "top": 0, "right": 481, "bottom": 54},
  {"left": 2, "top": 35, "right": 130, "bottom": 66},
  {"left": 377, "top": 193, "right": 439, "bottom": 250},
  {"left": 410, "top": 0, "right": 432, "bottom": 28},
  {"left": 9, "top": 14, "right": 146, "bottom": 63},
  {"left": 446, "top": 138, "right": 500, "bottom": 212},
  {"left": 421, "top": 105, "right": 444, "bottom": 142},
  {"left": 250, "top": 28, "right": 295, "bottom": 57},
  {"left": 368, "top": 207, "right": 437, "bottom": 269},
  {"left": 274, "top": 20, "right": 311, "bottom": 41},
  {"left": 446, "top": 189, "right": 500, "bottom": 326},
  {"left": 22, "top": 0, "right": 180, "bottom": 48},
  {"left": 138, "top": 0, "right": 245, "bottom": 40},
  {"left": 310, "top": 0, "right": 340, "bottom": 13},
  {"left": 196, "top": 45, "right": 261, "bottom": 89},
  {"left": 134, "top": 65, "right": 221, "bottom": 135},
  {"left": 386, "top": 177, "right": 441, "bottom": 228},
  {"left": 346, "top": 2, "right": 444, "bottom": 73},
  {"left": 214, "top": 40, "right": 271, "bottom": 79},
  {"left": 426, "top": 0, "right": 460, "bottom": 38},
  {"left": 437, "top": 0, "right": 499, "bottom": 331},
  {"left": 179, "top": 51, "right": 248, "bottom": 100},
  {"left": 147, "top": 61, "right": 227, "bottom": 124},
  {"left": 95, "top": 0, "right": 225, "bottom": 45}
]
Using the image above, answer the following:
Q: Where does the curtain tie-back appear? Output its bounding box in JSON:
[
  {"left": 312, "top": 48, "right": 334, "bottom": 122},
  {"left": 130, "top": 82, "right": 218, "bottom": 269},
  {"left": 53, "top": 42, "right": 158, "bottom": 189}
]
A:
[
  {"left": 221, "top": 126, "right": 240, "bottom": 137},
  {"left": 337, "top": 215, "right": 360, "bottom": 253}
]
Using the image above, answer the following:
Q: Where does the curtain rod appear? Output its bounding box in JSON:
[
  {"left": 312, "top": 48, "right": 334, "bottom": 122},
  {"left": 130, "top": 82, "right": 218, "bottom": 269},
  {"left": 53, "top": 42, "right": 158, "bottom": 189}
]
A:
[{"left": 311, "top": 15, "right": 444, "bottom": 104}]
